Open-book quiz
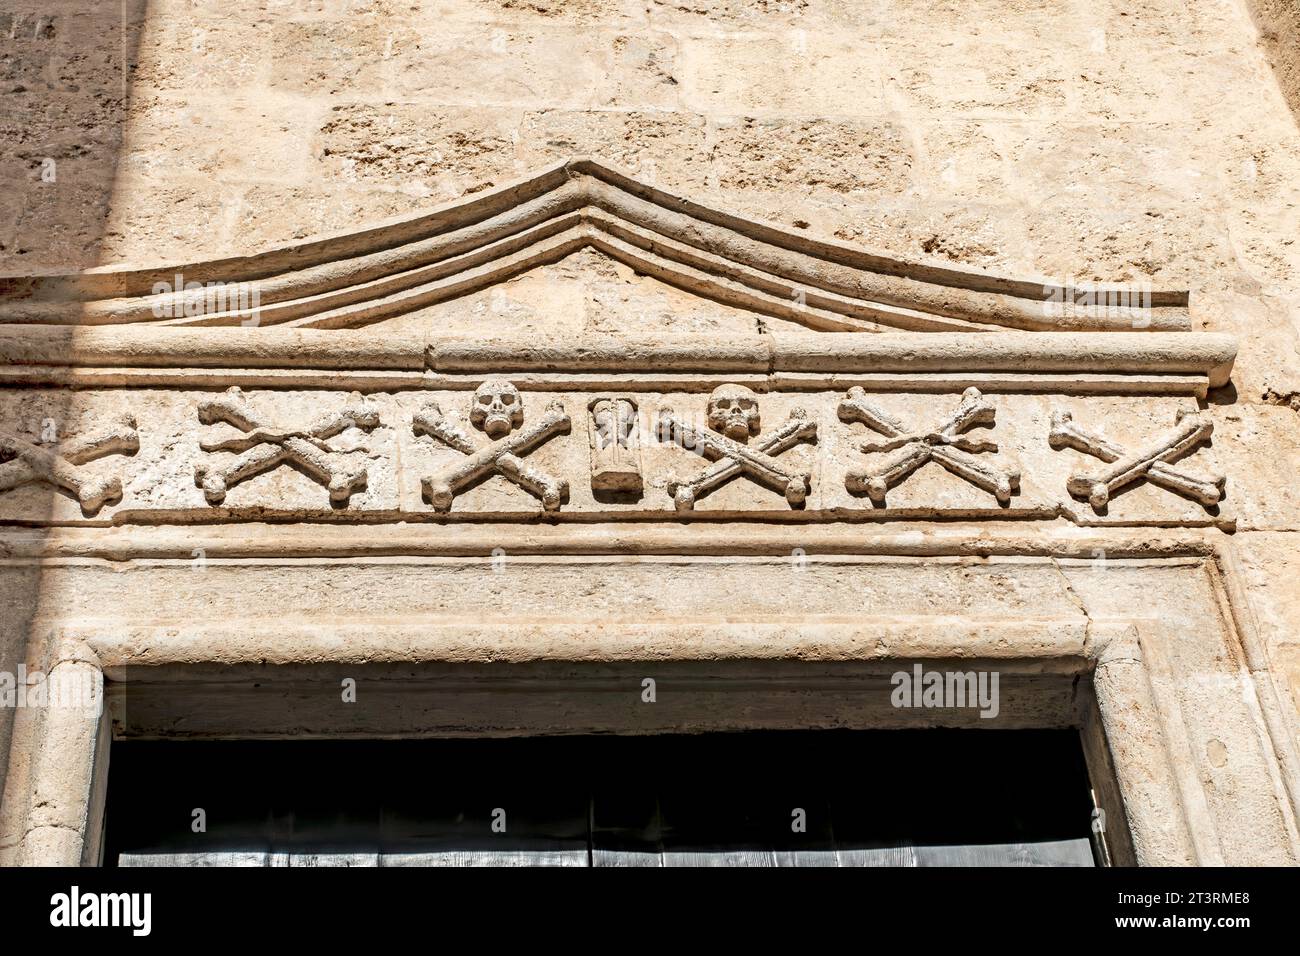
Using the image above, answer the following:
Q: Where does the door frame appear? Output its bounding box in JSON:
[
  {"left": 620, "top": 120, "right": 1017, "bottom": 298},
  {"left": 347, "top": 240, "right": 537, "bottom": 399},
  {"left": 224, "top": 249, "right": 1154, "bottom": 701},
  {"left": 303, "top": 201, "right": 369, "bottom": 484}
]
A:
[{"left": 1, "top": 530, "right": 1296, "bottom": 867}]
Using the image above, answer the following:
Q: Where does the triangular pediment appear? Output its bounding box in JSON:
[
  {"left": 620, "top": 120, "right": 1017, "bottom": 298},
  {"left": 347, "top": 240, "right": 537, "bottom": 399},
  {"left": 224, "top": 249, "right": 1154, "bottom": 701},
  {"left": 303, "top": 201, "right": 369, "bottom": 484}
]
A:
[
  {"left": 369, "top": 247, "right": 781, "bottom": 338},
  {"left": 0, "top": 158, "right": 1189, "bottom": 334}
]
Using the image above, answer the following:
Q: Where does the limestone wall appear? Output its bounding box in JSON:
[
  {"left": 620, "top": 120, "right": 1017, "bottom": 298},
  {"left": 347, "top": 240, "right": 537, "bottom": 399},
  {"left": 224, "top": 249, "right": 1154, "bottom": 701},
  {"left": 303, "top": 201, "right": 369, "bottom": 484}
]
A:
[
  {"left": 0, "top": 0, "right": 1298, "bottom": 824},
  {"left": 1248, "top": 0, "right": 1300, "bottom": 121}
]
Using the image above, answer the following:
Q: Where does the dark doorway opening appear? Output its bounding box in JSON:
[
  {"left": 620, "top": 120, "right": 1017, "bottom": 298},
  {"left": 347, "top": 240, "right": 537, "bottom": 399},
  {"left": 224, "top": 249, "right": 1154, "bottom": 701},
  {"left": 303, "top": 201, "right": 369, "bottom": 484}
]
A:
[{"left": 104, "top": 729, "right": 1096, "bottom": 866}]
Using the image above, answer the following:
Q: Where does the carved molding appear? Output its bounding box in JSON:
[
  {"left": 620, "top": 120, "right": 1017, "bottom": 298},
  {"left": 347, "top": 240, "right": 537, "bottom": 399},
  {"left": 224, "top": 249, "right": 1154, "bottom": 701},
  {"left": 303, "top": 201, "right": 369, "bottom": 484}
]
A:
[
  {"left": 4, "top": 544, "right": 1295, "bottom": 867},
  {"left": 0, "top": 329, "right": 1239, "bottom": 395},
  {"left": 0, "top": 158, "right": 1190, "bottom": 333}
]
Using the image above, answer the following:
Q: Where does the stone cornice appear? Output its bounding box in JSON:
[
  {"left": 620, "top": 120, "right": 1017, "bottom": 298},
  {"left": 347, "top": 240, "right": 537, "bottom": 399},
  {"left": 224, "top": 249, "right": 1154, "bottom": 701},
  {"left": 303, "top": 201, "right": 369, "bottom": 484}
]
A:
[{"left": 0, "top": 328, "right": 1237, "bottom": 392}]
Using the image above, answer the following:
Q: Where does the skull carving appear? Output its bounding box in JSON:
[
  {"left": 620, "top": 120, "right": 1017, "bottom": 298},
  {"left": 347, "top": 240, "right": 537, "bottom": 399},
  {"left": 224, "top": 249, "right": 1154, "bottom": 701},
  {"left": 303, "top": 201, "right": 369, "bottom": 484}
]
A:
[
  {"left": 470, "top": 379, "right": 524, "bottom": 438},
  {"left": 707, "top": 383, "right": 760, "bottom": 442}
]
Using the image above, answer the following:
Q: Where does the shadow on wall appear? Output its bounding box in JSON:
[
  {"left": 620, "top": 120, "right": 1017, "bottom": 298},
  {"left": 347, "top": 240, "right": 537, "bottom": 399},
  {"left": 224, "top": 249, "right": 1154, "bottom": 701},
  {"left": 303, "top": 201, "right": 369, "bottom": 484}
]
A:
[
  {"left": 0, "top": 1, "right": 149, "bottom": 806},
  {"left": 1248, "top": 0, "right": 1300, "bottom": 127}
]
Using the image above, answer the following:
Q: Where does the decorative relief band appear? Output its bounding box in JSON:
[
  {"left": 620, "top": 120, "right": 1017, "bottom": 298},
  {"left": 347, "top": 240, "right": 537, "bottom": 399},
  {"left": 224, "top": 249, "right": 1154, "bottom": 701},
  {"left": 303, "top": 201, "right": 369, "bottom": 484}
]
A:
[{"left": 0, "top": 384, "right": 1233, "bottom": 529}]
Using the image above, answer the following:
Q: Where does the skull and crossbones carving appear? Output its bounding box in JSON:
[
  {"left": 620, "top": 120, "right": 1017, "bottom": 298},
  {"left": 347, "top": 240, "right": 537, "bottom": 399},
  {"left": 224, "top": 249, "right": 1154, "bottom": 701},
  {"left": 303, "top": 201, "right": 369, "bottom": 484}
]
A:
[
  {"left": 414, "top": 381, "right": 571, "bottom": 512},
  {"left": 0, "top": 415, "right": 139, "bottom": 515},
  {"left": 194, "top": 386, "right": 380, "bottom": 506},
  {"left": 1049, "top": 407, "right": 1225, "bottom": 512},
  {"left": 837, "top": 386, "right": 1020, "bottom": 505},
  {"left": 658, "top": 384, "right": 817, "bottom": 512}
]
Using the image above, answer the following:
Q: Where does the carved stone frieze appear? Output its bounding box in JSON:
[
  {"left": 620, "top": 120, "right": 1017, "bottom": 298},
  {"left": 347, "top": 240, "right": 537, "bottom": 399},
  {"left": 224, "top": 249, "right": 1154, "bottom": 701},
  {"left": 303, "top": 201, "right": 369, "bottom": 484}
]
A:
[
  {"left": 0, "top": 387, "right": 1237, "bottom": 527},
  {"left": 0, "top": 164, "right": 1240, "bottom": 528}
]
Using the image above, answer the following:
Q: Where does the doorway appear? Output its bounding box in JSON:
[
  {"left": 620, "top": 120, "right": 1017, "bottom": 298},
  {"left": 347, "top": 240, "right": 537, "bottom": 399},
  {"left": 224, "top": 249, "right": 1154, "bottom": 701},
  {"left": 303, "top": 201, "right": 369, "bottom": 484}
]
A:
[{"left": 104, "top": 729, "right": 1097, "bottom": 866}]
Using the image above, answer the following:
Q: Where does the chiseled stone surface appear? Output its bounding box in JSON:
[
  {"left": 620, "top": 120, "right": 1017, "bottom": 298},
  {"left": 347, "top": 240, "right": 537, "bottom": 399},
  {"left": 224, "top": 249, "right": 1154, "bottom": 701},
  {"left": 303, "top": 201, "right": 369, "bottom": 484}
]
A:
[{"left": 0, "top": 0, "right": 1298, "bottom": 865}]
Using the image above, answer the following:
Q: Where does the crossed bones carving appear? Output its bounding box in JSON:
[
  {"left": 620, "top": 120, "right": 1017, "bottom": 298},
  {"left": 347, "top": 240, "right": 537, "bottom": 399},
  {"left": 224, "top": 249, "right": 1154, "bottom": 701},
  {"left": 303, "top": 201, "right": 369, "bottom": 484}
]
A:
[
  {"left": 414, "top": 381, "right": 571, "bottom": 512},
  {"left": 194, "top": 386, "right": 380, "bottom": 505},
  {"left": 658, "top": 385, "right": 817, "bottom": 512},
  {"left": 0, "top": 415, "right": 139, "bottom": 515},
  {"left": 1050, "top": 408, "right": 1225, "bottom": 512},
  {"left": 837, "top": 386, "right": 1020, "bottom": 505}
]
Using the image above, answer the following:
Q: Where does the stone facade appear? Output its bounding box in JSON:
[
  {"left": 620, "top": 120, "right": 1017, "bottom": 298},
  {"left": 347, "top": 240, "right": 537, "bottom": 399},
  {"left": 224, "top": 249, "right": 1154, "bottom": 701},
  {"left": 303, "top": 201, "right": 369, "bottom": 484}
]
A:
[{"left": 0, "top": 1, "right": 1298, "bottom": 866}]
